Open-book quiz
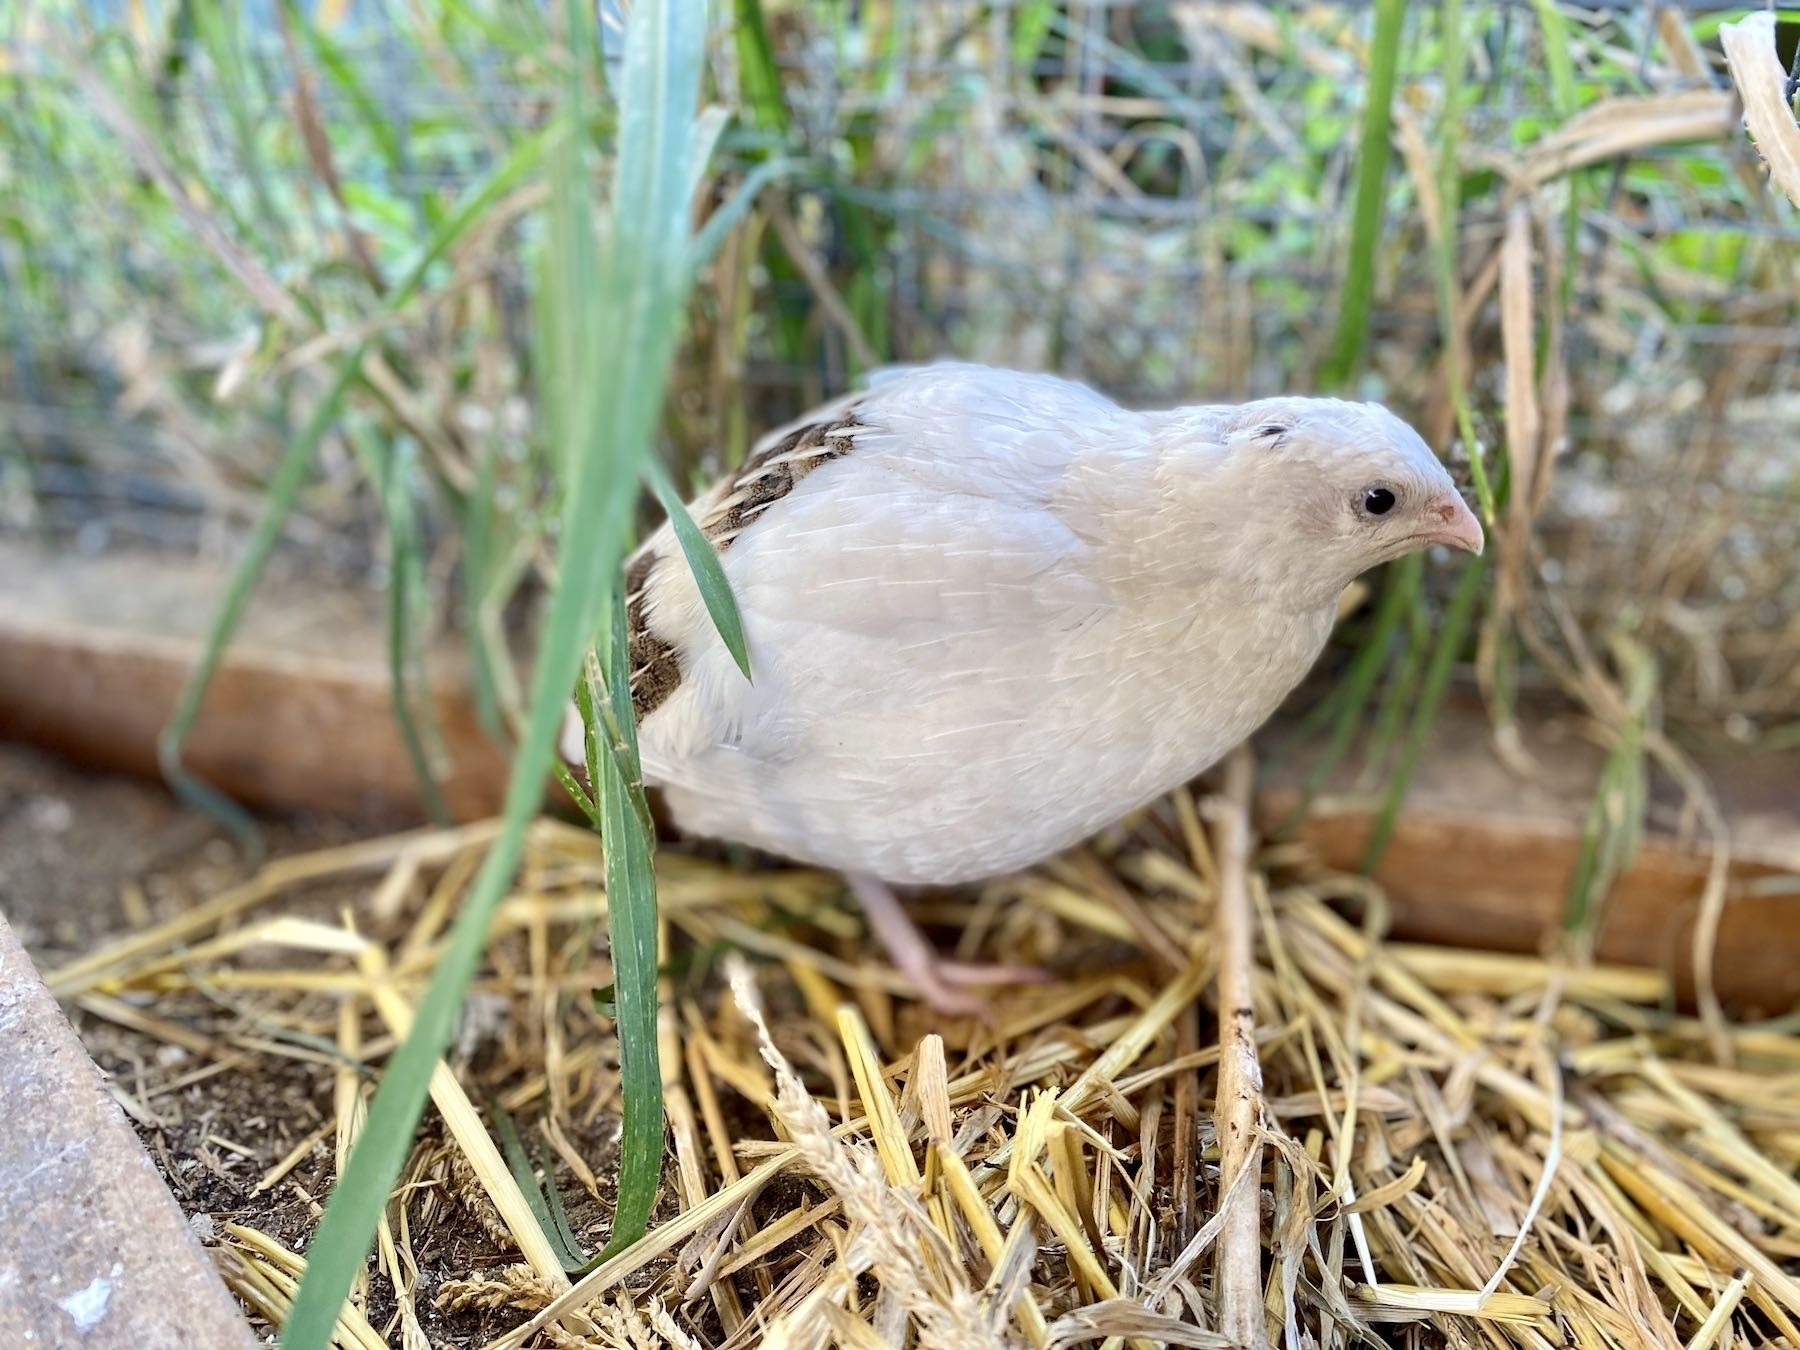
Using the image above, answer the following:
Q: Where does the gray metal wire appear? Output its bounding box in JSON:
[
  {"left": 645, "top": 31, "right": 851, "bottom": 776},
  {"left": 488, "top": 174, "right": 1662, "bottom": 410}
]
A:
[{"left": 1, "top": 3, "right": 1794, "bottom": 554}]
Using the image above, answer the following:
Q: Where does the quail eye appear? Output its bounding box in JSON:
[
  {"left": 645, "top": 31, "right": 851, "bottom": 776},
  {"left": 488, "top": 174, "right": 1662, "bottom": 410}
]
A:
[{"left": 1362, "top": 486, "right": 1397, "bottom": 516}]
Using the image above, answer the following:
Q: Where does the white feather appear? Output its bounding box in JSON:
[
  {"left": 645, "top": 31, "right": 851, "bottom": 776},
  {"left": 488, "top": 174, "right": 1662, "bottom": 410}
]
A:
[{"left": 574, "top": 363, "right": 1474, "bottom": 885}]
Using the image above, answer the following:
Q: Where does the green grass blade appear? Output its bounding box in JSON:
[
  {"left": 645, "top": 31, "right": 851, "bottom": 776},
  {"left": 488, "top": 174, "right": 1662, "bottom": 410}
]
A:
[
  {"left": 491, "top": 1104, "right": 585, "bottom": 1269},
  {"left": 339, "top": 420, "right": 449, "bottom": 824},
  {"left": 578, "top": 650, "right": 606, "bottom": 804},
  {"left": 563, "top": 640, "right": 651, "bottom": 853},
  {"left": 1530, "top": 0, "right": 1578, "bottom": 121},
  {"left": 552, "top": 758, "right": 603, "bottom": 830},
  {"left": 1275, "top": 563, "right": 1416, "bottom": 838},
  {"left": 1528, "top": 2, "right": 1581, "bottom": 393},
  {"left": 691, "top": 155, "right": 802, "bottom": 271},
  {"left": 643, "top": 457, "right": 752, "bottom": 679},
  {"left": 1263, "top": 677, "right": 1350, "bottom": 778},
  {"left": 386, "top": 121, "right": 560, "bottom": 312},
  {"left": 473, "top": 537, "right": 536, "bottom": 743},
  {"left": 687, "top": 106, "right": 731, "bottom": 203},
  {"left": 1429, "top": 0, "right": 1496, "bottom": 521},
  {"left": 593, "top": 584, "right": 662, "bottom": 1261},
  {"left": 1038, "top": 9, "right": 1215, "bottom": 126},
  {"left": 732, "top": 0, "right": 791, "bottom": 136},
  {"left": 190, "top": 2, "right": 289, "bottom": 255},
  {"left": 1012, "top": 0, "right": 1058, "bottom": 71},
  {"left": 536, "top": 1130, "right": 589, "bottom": 1262},
  {"left": 599, "top": 592, "right": 646, "bottom": 898},
  {"left": 461, "top": 440, "right": 507, "bottom": 741},
  {"left": 1358, "top": 555, "right": 1432, "bottom": 785},
  {"left": 280, "top": 1, "right": 705, "bottom": 1340},
  {"left": 157, "top": 124, "right": 557, "bottom": 839},
  {"left": 156, "top": 354, "right": 360, "bottom": 862},
  {"left": 1361, "top": 553, "right": 1488, "bottom": 871},
  {"left": 377, "top": 434, "right": 450, "bottom": 825},
  {"left": 439, "top": 0, "right": 554, "bottom": 63},
  {"left": 284, "top": 0, "right": 407, "bottom": 178},
  {"left": 1321, "top": 0, "right": 1408, "bottom": 388},
  {"left": 1564, "top": 636, "right": 1654, "bottom": 935},
  {"left": 285, "top": 823, "right": 532, "bottom": 1350}
]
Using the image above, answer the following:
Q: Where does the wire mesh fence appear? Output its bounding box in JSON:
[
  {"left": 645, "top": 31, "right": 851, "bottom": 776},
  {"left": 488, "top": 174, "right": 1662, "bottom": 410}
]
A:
[{"left": 1, "top": 2, "right": 1797, "bottom": 738}]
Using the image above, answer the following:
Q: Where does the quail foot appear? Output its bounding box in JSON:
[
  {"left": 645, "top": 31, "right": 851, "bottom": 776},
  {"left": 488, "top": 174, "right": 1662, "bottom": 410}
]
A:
[{"left": 563, "top": 362, "right": 1483, "bottom": 1013}]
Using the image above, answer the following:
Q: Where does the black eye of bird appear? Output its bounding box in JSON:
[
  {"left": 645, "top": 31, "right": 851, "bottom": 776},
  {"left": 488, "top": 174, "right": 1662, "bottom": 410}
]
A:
[{"left": 1362, "top": 487, "right": 1396, "bottom": 516}]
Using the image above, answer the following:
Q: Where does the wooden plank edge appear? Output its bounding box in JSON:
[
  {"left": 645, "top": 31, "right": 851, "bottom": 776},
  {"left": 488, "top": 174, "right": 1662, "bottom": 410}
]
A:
[
  {"left": 1262, "top": 789, "right": 1800, "bottom": 1017},
  {"left": 2, "top": 615, "right": 1794, "bottom": 1013}
]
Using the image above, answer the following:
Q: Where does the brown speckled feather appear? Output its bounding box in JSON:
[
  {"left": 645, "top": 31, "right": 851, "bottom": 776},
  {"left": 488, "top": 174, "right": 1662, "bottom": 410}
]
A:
[
  {"left": 571, "top": 362, "right": 1480, "bottom": 888},
  {"left": 625, "top": 406, "right": 864, "bottom": 720}
]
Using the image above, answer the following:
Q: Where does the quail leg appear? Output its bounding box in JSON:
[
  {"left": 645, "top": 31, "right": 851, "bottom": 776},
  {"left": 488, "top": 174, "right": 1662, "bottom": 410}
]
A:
[{"left": 847, "top": 873, "right": 1047, "bottom": 1015}]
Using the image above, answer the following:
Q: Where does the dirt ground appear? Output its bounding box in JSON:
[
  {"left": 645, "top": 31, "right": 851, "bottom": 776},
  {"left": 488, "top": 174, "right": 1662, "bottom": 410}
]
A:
[
  {"left": 1, "top": 742, "right": 342, "bottom": 954},
  {"left": 0, "top": 742, "right": 592, "bottom": 1346}
]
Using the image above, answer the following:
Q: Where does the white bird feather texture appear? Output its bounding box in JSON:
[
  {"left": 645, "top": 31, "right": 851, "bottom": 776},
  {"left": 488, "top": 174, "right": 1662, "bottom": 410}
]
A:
[{"left": 565, "top": 362, "right": 1482, "bottom": 888}]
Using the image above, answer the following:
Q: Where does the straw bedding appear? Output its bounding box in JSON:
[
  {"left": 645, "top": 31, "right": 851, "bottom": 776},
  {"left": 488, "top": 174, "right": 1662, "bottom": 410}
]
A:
[{"left": 49, "top": 762, "right": 1800, "bottom": 1348}]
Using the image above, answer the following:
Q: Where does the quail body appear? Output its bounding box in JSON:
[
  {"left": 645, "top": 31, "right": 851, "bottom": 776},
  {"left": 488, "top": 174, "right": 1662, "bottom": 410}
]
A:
[{"left": 567, "top": 363, "right": 1483, "bottom": 1008}]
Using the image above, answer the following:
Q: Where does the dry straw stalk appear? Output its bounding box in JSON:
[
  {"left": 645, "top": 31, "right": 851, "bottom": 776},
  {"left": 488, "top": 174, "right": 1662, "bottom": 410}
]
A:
[{"left": 52, "top": 773, "right": 1800, "bottom": 1348}]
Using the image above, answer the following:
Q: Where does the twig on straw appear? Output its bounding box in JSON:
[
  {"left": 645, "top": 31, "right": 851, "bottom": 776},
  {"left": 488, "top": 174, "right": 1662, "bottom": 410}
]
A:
[
  {"left": 1205, "top": 748, "right": 1269, "bottom": 1350},
  {"left": 1477, "top": 1052, "right": 1564, "bottom": 1305}
]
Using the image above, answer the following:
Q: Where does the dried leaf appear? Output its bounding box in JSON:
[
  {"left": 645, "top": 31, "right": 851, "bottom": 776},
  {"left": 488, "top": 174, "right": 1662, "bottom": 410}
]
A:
[{"left": 1720, "top": 13, "right": 1800, "bottom": 211}]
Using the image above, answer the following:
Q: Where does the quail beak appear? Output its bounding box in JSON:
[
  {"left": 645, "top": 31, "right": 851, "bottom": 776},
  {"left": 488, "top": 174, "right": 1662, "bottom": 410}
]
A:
[{"left": 1423, "top": 493, "right": 1485, "bottom": 555}]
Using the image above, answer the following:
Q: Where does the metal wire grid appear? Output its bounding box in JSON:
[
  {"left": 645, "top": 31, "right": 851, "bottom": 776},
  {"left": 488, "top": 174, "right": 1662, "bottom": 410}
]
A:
[{"left": 1, "top": 3, "right": 1795, "bottom": 555}]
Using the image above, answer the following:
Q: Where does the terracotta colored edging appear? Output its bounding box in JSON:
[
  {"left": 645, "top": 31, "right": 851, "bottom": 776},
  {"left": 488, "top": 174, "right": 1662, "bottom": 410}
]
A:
[
  {"left": 0, "top": 612, "right": 511, "bottom": 824},
  {"left": 1261, "top": 793, "right": 1800, "bottom": 1018},
  {"left": 0, "top": 912, "right": 257, "bottom": 1348},
  {"left": 2, "top": 545, "right": 1795, "bottom": 1014}
]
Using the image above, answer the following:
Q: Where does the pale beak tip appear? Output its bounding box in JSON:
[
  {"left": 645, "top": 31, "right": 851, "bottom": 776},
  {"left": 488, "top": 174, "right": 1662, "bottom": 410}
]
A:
[
  {"left": 1459, "top": 517, "right": 1485, "bottom": 557},
  {"left": 1430, "top": 494, "right": 1485, "bottom": 556}
]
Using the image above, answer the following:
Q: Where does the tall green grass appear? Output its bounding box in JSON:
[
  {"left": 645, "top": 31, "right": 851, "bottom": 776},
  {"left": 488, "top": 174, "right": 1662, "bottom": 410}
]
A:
[
  {"left": 1305, "top": 1, "right": 1516, "bottom": 869},
  {"left": 155, "top": 125, "right": 557, "bottom": 853},
  {"left": 1292, "top": 0, "right": 1435, "bottom": 846},
  {"left": 1563, "top": 634, "right": 1654, "bottom": 939},
  {"left": 1356, "top": 0, "right": 1493, "bottom": 868},
  {"left": 281, "top": 1, "right": 720, "bottom": 1343},
  {"left": 1320, "top": 0, "right": 1407, "bottom": 390}
]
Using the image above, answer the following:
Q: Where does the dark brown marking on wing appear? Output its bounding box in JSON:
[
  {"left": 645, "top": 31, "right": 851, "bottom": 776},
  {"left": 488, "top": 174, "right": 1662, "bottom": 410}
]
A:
[
  {"left": 626, "top": 407, "right": 863, "bottom": 723},
  {"left": 703, "top": 413, "right": 860, "bottom": 551},
  {"left": 625, "top": 547, "right": 682, "bottom": 721}
]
